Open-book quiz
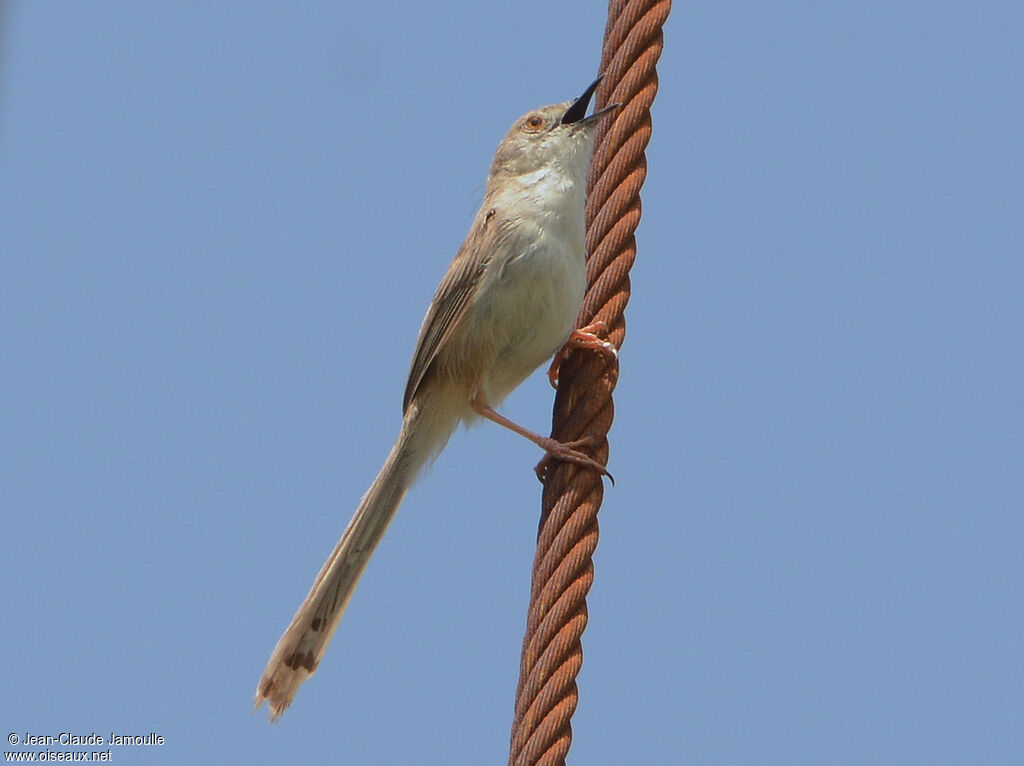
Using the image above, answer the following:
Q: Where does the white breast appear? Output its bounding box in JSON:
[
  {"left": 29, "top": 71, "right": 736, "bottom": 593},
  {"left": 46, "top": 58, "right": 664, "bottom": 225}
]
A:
[{"left": 470, "top": 169, "right": 588, "bottom": 404}]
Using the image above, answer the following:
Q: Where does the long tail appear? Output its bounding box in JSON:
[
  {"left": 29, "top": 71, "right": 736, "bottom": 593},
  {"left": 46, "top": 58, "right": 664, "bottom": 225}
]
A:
[{"left": 254, "top": 400, "right": 452, "bottom": 720}]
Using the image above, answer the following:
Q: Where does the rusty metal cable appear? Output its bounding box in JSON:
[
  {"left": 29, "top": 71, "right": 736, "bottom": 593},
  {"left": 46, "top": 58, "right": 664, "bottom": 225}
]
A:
[{"left": 506, "top": 1, "right": 671, "bottom": 764}]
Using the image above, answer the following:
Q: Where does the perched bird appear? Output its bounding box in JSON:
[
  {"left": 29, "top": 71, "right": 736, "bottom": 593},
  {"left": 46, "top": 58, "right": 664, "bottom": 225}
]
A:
[{"left": 255, "top": 77, "right": 617, "bottom": 720}]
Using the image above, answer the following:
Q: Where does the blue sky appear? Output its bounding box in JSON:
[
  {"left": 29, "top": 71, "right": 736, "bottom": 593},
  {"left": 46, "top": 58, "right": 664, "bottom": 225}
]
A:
[{"left": 2, "top": 2, "right": 1022, "bottom": 764}]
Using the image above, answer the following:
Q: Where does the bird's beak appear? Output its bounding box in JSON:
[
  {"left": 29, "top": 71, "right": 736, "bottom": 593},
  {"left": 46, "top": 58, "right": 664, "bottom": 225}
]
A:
[{"left": 561, "top": 75, "right": 619, "bottom": 127}]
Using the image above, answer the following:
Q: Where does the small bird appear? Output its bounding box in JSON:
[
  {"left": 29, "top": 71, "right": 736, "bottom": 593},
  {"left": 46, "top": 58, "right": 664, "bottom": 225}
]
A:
[{"left": 254, "top": 78, "right": 618, "bottom": 720}]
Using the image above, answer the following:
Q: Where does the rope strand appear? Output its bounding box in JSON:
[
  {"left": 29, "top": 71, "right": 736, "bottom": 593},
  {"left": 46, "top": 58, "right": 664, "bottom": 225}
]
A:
[{"left": 507, "top": 1, "right": 671, "bottom": 764}]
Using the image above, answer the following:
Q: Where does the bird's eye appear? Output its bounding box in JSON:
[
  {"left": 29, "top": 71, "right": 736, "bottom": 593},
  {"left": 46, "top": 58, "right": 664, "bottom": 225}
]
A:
[{"left": 523, "top": 115, "right": 545, "bottom": 132}]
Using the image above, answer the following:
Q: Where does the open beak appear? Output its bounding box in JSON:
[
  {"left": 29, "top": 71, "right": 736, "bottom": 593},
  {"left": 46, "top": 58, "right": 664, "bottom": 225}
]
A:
[{"left": 561, "top": 75, "right": 619, "bottom": 126}]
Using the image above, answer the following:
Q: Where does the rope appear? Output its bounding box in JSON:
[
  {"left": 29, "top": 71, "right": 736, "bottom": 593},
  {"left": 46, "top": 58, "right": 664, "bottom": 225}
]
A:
[{"left": 507, "top": 1, "right": 671, "bottom": 764}]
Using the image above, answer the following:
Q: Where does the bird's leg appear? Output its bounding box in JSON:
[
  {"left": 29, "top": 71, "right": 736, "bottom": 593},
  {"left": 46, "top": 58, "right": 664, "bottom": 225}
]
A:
[
  {"left": 547, "top": 320, "right": 618, "bottom": 389},
  {"left": 469, "top": 393, "right": 612, "bottom": 482}
]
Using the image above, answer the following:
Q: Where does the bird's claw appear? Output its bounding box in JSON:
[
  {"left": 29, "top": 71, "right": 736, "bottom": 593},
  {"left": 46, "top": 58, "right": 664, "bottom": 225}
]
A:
[
  {"left": 547, "top": 321, "right": 618, "bottom": 390},
  {"left": 533, "top": 437, "right": 614, "bottom": 485}
]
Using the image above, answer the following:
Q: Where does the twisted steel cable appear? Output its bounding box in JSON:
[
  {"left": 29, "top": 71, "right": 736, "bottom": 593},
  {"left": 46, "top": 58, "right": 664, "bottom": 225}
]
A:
[{"left": 507, "top": 1, "right": 671, "bottom": 764}]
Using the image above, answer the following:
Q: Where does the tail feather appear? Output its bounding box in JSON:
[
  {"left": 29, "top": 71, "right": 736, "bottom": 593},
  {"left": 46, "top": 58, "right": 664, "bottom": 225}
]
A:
[{"left": 254, "top": 401, "right": 451, "bottom": 720}]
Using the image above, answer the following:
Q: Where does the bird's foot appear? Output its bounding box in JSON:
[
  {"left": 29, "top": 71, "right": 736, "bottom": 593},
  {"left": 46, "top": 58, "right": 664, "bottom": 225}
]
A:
[
  {"left": 547, "top": 321, "right": 618, "bottom": 389},
  {"left": 533, "top": 436, "right": 614, "bottom": 485}
]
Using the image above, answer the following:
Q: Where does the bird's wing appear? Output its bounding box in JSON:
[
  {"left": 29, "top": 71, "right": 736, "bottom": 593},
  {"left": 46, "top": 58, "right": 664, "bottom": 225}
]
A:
[{"left": 402, "top": 211, "right": 513, "bottom": 413}]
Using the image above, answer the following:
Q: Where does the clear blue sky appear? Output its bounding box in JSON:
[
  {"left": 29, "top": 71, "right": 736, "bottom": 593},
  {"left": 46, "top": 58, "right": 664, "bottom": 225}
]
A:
[{"left": 2, "top": 2, "right": 1022, "bottom": 764}]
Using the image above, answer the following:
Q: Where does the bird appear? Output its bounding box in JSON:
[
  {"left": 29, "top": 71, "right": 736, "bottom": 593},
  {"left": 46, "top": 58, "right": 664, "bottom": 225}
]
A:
[{"left": 254, "top": 77, "right": 618, "bottom": 720}]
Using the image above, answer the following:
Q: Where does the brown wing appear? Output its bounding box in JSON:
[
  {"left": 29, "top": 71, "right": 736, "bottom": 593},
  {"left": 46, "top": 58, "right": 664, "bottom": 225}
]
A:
[{"left": 402, "top": 215, "right": 506, "bottom": 413}]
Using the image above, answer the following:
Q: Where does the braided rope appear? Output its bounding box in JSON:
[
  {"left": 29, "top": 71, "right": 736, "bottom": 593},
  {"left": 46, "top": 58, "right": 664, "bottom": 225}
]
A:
[{"left": 507, "top": 2, "right": 671, "bottom": 764}]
